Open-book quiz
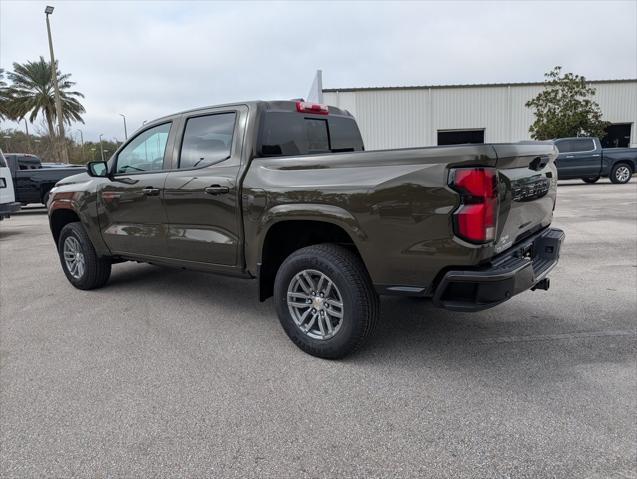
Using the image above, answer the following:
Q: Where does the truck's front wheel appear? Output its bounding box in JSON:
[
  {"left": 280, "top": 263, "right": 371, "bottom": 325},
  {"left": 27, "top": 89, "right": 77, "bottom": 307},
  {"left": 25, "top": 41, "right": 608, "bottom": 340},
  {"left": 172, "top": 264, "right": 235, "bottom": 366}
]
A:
[
  {"left": 58, "top": 222, "right": 111, "bottom": 290},
  {"left": 273, "top": 244, "right": 379, "bottom": 359}
]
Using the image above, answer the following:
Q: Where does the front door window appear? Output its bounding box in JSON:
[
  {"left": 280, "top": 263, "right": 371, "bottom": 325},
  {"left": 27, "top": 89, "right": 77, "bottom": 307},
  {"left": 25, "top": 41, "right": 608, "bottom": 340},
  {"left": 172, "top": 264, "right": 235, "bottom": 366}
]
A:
[{"left": 116, "top": 123, "right": 172, "bottom": 174}]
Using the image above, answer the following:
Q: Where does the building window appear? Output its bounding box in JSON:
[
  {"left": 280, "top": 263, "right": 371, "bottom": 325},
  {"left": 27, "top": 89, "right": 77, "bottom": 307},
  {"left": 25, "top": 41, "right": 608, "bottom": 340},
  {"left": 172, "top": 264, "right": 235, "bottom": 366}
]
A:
[
  {"left": 437, "top": 129, "right": 485, "bottom": 145},
  {"left": 601, "top": 123, "right": 632, "bottom": 148}
]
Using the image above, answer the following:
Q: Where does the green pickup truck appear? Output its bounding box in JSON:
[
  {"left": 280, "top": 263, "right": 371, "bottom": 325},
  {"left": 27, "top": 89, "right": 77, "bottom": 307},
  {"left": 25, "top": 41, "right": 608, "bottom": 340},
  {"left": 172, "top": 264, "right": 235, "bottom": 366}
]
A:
[{"left": 48, "top": 100, "right": 564, "bottom": 358}]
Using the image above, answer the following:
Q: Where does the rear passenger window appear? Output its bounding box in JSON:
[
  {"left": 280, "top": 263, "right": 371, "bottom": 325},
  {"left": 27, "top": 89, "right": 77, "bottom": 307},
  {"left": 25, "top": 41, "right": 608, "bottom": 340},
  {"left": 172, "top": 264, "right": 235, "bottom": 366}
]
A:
[{"left": 179, "top": 113, "right": 236, "bottom": 169}]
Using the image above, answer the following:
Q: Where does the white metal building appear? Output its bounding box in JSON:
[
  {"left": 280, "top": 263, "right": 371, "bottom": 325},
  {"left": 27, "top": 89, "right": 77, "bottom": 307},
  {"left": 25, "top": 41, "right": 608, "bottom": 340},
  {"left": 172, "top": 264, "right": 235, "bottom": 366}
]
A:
[{"left": 323, "top": 80, "right": 637, "bottom": 150}]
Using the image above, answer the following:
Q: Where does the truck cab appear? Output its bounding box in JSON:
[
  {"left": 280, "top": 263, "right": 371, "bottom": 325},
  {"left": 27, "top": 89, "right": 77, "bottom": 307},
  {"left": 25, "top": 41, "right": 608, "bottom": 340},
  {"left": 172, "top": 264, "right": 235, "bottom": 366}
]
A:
[{"left": 554, "top": 137, "right": 601, "bottom": 180}]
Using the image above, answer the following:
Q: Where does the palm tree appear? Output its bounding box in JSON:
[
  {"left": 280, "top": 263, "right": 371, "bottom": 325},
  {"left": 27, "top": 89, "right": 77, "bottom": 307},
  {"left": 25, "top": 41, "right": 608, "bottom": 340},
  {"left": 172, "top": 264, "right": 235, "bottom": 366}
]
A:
[{"left": 6, "top": 57, "right": 85, "bottom": 141}]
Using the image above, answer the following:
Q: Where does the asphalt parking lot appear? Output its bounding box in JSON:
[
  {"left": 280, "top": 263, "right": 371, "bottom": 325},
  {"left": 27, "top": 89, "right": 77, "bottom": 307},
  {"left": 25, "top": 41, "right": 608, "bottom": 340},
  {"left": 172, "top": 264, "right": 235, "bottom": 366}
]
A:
[{"left": 1, "top": 179, "right": 635, "bottom": 478}]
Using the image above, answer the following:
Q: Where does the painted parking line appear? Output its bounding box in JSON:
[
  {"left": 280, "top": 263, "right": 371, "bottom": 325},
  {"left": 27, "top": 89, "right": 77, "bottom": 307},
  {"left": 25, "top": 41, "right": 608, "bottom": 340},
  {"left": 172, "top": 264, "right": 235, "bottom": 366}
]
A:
[{"left": 470, "top": 330, "right": 635, "bottom": 345}]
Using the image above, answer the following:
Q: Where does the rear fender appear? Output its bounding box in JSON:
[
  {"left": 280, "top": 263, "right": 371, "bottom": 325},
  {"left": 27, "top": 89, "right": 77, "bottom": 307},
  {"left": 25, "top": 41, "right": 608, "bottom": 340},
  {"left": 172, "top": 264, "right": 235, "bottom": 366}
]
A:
[{"left": 253, "top": 203, "right": 367, "bottom": 266}]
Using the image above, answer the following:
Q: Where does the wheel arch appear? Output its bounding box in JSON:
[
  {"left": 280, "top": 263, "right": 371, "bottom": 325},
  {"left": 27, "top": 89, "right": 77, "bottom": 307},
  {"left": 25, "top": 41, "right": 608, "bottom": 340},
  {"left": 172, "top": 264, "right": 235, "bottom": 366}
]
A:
[
  {"left": 615, "top": 160, "right": 634, "bottom": 172},
  {"left": 50, "top": 208, "right": 81, "bottom": 246},
  {"left": 256, "top": 209, "right": 369, "bottom": 301}
]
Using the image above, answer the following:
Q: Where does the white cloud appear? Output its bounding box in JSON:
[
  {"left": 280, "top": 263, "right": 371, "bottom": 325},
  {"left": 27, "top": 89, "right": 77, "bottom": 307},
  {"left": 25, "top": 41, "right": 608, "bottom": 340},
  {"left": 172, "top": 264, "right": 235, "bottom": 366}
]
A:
[{"left": 1, "top": 0, "right": 635, "bottom": 141}]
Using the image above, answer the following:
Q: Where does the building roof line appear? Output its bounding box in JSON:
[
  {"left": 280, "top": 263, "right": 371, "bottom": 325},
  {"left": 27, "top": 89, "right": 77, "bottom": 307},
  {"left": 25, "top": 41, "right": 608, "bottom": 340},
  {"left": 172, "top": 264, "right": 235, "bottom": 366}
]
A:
[{"left": 323, "top": 79, "right": 637, "bottom": 93}]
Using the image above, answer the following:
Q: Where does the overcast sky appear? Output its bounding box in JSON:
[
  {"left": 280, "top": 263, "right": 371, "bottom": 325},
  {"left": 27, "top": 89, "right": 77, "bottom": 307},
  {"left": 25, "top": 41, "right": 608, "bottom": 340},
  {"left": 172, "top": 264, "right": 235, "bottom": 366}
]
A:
[{"left": 1, "top": 0, "right": 636, "bottom": 141}]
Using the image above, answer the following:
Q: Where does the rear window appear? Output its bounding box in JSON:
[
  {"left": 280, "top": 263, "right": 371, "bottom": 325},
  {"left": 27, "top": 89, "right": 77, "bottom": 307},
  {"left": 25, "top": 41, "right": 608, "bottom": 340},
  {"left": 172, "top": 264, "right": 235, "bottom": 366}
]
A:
[
  {"left": 258, "top": 112, "right": 364, "bottom": 157},
  {"left": 329, "top": 116, "right": 365, "bottom": 152}
]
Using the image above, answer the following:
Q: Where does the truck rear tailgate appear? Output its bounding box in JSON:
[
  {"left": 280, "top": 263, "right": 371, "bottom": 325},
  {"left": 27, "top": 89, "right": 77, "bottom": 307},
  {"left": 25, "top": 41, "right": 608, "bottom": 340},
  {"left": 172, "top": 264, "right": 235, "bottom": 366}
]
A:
[{"left": 492, "top": 143, "right": 558, "bottom": 253}]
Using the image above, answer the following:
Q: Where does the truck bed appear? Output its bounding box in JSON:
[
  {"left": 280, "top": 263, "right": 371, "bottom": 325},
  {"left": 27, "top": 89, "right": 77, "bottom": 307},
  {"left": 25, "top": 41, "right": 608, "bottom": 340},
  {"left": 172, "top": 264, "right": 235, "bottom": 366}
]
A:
[{"left": 242, "top": 141, "right": 558, "bottom": 293}]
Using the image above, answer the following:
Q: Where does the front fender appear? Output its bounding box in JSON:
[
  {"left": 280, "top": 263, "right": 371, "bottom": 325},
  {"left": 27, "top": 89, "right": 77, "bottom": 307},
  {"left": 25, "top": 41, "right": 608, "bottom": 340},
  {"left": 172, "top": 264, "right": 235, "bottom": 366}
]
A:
[{"left": 48, "top": 183, "right": 111, "bottom": 257}]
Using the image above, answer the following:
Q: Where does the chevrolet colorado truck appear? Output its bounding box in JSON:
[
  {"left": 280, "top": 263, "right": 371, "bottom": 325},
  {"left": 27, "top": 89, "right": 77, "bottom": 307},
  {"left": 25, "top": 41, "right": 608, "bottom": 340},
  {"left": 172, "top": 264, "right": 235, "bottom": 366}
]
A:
[
  {"left": 554, "top": 137, "right": 636, "bottom": 184},
  {"left": 48, "top": 100, "right": 564, "bottom": 358}
]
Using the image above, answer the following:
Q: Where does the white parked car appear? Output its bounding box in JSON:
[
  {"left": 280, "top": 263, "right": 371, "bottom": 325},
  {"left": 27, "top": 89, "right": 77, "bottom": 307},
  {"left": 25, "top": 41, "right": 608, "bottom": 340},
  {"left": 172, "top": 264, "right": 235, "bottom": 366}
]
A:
[{"left": 0, "top": 149, "right": 21, "bottom": 220}]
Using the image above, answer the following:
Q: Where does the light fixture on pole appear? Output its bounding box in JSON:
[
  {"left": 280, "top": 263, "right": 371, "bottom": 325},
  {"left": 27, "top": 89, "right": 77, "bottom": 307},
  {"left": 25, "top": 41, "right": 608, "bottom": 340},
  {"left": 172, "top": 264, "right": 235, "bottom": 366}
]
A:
[
  {"left": 119, "top": 114, "right": 128, "bottom": 140},
  {"left": 44, "top": 5, "right": 69, "bottom": 163}
]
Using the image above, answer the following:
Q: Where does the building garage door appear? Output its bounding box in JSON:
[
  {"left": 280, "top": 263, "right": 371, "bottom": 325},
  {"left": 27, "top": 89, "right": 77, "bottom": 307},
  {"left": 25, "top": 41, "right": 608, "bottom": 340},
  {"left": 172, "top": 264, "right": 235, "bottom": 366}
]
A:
[
  {"left": 601, "top": 123, "right": 632, "bottom": 148},
  {"left": 437, "top": 129, "right": 485, "bottom": 145}
]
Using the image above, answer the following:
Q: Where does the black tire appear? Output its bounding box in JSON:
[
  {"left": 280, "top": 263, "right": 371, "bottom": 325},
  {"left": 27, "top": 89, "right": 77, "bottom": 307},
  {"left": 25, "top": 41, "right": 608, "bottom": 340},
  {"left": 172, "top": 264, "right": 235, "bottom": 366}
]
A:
[
  {"left": 274, "top": 244, "right": 380, "bottom": 359},
  {"left": 57, "top": 222, "right": 111, "bottom": 290},
  {"left": 610, "top": 163, "right": 633, "bottom": 184},
  {"left": 582, "top": 176, "right": 600, "bottom": 184},
  {"left": 42, "top": 191, "right": 50, "bottom": 205}
]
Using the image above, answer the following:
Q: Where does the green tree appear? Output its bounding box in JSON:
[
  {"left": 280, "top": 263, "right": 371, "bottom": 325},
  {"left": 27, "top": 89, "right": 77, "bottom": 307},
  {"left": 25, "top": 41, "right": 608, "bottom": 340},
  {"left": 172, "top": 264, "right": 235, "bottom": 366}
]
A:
[
  {"left": 5, "top": 57, "right": 85, "bottom": 143},
  {"left": 526, "top": 66, "right": 609, "bottom": 140}
]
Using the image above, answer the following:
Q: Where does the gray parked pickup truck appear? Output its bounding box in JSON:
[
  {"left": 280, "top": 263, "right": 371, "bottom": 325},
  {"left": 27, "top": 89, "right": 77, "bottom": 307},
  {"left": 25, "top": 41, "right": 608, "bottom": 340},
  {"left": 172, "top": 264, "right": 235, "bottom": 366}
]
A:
[
  {"left": 554, "top": 137, "right": 636, "bottom": 184},
  {"left": 48, "top": 100, "right": 564, "bottom": 358},
  {"left": 4, "top": 153, "right": 85, "bottom": 205}
]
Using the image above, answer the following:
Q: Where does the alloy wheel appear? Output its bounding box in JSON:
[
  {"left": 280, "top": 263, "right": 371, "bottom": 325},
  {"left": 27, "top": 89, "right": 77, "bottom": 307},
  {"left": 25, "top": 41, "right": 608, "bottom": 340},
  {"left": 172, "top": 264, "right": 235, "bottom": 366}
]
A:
[
  {"left": 287, "top": 269, "right": 344, "bottom": 340},
  {"left": 615, "top": 166, "right": 630, "bottom": 183},
  {"left": 63, "top": 236, "right": 85, "bottom": 279}
]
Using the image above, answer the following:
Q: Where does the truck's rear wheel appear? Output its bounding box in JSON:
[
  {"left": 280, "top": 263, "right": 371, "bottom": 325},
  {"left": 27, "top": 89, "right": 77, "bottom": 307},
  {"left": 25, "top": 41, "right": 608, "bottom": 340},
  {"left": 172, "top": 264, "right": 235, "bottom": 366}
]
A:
[
  {"left": 582, "top": 176, "right": 600, "bottom": 184},
  {"left": 273, "top": 244, "right": 379, "bottom": 359},
  {"left": 610, "top": 163, "right": 632, "bottom": 184},
  {"left": 58, "top": 222, "right": 111, "bottom": 290}
]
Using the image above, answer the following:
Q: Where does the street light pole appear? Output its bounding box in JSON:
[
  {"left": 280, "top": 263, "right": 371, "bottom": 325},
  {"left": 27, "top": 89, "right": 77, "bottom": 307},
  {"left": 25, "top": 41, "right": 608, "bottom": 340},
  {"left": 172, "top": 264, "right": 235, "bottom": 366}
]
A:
[
  {"left": 44, "top": 5, "right": 68, "bottom": 163},
  {"left": 99, "top": 133, "right": 105, "bottom": 162},
  {"left": 23, "top": 118, "right": 33, "bottom": 151},
  {"left": 119, "top": 114, "right": 128, "bottom": 140},
  {"left": 75, "top": 128, "right": 84, "bottom": 162}
]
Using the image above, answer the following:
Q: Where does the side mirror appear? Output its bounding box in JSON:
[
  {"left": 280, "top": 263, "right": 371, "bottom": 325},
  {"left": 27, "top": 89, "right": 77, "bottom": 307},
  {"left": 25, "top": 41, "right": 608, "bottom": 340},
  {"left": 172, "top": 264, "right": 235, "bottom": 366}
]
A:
[{"left": 87, "top": 161, "right": 109, "bottom": 178}]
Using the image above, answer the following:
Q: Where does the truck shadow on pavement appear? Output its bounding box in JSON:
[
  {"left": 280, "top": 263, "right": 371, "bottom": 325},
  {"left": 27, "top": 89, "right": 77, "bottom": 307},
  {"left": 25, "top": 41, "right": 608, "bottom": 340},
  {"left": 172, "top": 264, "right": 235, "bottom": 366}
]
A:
[
  {"left": 102, "top": 262, "right": 634, "bottom": 370},
  {"left": 0, "top": 229, "right": 24, "bottom": 239}
]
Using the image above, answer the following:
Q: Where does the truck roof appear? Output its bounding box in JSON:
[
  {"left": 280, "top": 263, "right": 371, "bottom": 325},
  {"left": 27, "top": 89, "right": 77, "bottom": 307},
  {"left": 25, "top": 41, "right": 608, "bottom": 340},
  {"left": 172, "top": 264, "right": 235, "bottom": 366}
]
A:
[
  {"left": 146, "top": 100, "right": 353, "bottom": 127},
  {"left": 552, "top": 137, "right": 597, "bottom": 141}
]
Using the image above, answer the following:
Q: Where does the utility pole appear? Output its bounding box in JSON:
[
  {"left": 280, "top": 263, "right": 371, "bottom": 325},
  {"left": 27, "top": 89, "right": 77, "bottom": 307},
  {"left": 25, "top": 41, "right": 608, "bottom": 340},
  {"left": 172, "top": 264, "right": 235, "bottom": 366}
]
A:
[
  {"left": 45, "top": 6, "right": 68, "bottom": 163},
  {"left": 99, "top": 134, "right": 105, "bottom": 162},
  {"left": 119, "top": 114, "right": 128, "bottom": 140},
  {"left": 75, "top": 128, "right": 84, "bottom": 162},
  {"left": 23, "top": 118, "right": 33, "bottom": 151}
]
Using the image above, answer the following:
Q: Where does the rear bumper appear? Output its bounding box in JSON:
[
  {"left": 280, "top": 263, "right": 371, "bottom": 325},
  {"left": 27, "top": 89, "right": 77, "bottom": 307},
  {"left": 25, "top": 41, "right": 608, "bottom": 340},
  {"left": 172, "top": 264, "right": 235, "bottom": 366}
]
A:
[
  {"left": 0, "top": 201, "right": 21, "bottom": 218},
  {"left": 433, "top": 227, "right": 565, "bottom": 312}
]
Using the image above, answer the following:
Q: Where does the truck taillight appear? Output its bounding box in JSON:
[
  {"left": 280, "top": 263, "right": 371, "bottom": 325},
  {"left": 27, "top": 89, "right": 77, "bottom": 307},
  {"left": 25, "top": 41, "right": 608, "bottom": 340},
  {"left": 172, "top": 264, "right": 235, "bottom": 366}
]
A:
[
  {"left": 296, "top": 101, "right": 329, "bottom": 115},
  {"left": 449, "top": 167, "right": 498, "bottom": 243}
]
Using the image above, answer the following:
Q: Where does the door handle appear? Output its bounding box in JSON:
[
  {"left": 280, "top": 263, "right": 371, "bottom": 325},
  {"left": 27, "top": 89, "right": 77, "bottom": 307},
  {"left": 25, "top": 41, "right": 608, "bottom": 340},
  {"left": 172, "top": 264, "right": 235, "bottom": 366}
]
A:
[
  {"left": 204, "top": 185, "right": 230, "bottom": 195},
  {"left": 565, "top": 155, "right": 574, "bottom": 158},
  {"left": 142, "top": 186, "right": 160, "bottom": 196}
]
